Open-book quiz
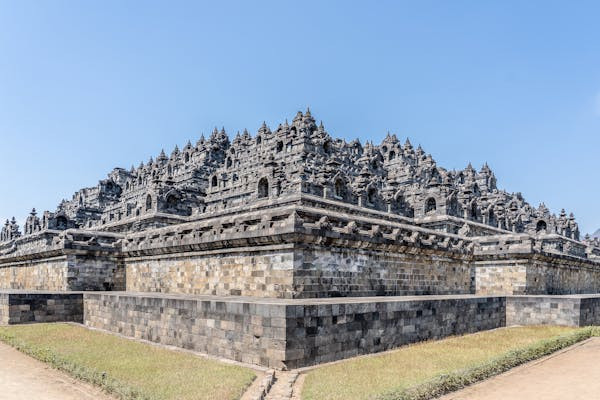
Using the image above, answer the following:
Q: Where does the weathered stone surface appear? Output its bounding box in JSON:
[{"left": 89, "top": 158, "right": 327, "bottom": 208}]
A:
[
  {"left": 0, "top": 291, "right": 83, "bottom": 324},
  {"left": 1, "top": 111, "right": 598, "bottom": 373},
  {"left": 83, "top": 292, "right": 506, "bottom": 369},
  {"left": 124, "top": 248, "right": 296, "bottom": 298},
  {"left": 282, "top": 295, "right": 506, "bottom": 368},
  {"left": 0, "top": 111, "right": 598, "bottom": 297},
  {"left": 0, "top": 289, "right": 597, "bottom": 368},
  {"left": 507, "top": 295, "right": 600, "bottom": 327},
  {"left": 0, "top": 254, "right": 124, "bottom": 292},
  {"left": 83, "top": 292, "right": 289, "bottom": 369}
]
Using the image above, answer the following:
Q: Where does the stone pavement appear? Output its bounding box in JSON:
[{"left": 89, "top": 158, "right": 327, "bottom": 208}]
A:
[
  {"left": 0, "top": 342, "right": 114, "bottom": 400},
  {"left": 264, "top": 371, "right": 299, "bottom": 400},
  {"left": 438, "top": 337, "right": 600, "bottom": 400}
]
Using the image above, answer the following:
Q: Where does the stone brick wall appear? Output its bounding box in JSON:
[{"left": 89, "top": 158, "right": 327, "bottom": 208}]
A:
[
  {"left": 525, "top": 258, "right": 600, "bottom": 295},
  {"left": 83, "top": 292, "right": 289, "bottom": 369},
  {"left": 283, "top": 296, "right": 505, "bottom": 368},
  {"left": 475, "top": 261, "right": 528, "bottom": 295},
  {"left": 124, "top": 247, "right": 295, "bottom": 298},
  {"left": 83, "top": 292, "right": 505, "bottom": 369},
  {"left": 0, "top": 291, "right": 83, "bottom": 324},
  {"left": 124, "top": 245, "right": 474, "bottom": 299},
  {"left": 294, "top": 246, "right": 473, "bottom": 298},
  {"left": 506, "top": 295, "right": 600, "bottom": 327},
  {"left": 65, "top": 255, "right": 125, "bottom": 291},
  {"left": 475, "top": 256, "right": 600, "bottom": 296},
  {"left": 0, "top": 258, "right": 69, "bottom": 291},
  {"left": 579, "top": 297, "right": 600, "bottom": 326},
  {"left": 0, "top": 255, "right": 124, "bottom": 292},
  {"left": 0, "top": 293, "right": 8, "bottom": 324},
  {"left": 506, "top": 296, "right": 581, "bottom": 326},
  {"left": 1, "top": 290, "right": 596, "bottom": 368}
]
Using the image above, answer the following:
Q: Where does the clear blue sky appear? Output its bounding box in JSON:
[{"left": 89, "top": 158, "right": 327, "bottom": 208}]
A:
[{"left": 1, "top": 1, "right": 599, "bottom": 234}]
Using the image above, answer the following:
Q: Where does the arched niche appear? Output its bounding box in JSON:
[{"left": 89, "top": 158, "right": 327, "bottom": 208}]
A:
[
  {"left": 425, "top": 197, "right": 437, "bottom": 214},
  {"left": 257, "top": 177, "right": 269, "bottom": 199}
]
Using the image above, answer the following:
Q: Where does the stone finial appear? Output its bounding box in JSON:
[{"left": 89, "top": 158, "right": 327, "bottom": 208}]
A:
[{"left": 293, "top": 111, "right": 303, "bottom": 123}]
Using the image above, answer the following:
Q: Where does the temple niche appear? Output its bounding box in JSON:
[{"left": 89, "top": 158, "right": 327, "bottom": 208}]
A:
[{"left": 24, "top": 209, "right": 41, "bottom": 235}]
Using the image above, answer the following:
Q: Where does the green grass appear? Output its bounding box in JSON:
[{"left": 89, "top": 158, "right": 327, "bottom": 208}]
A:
[
  {"left": 0, "top": 323, "right": 256, "bottom": 400},
  {"left": 301, "top": 326, "right": 596, "bottom": 400}
]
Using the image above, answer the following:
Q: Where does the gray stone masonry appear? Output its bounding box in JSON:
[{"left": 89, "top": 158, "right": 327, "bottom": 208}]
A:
[
  {"left": 0, "top": 110, "right": 598, "bottom": 298},
  {"left": 3, "top": 290, "right": 600, "bottom": 368},
  {"left": 0, "top": 290, "right": 83, "bottom": 324},
  {"left": 83, "top": 292, "right": 600, "bottom": 369},
  {"left": 507, "top": 295, "right": 600, "bottom": 327},
  {"left": 85, "top": 292, "right": 505, "bottom": 369}
]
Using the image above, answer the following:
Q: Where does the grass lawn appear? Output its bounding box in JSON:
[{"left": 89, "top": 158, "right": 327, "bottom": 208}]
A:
[
  {"left": 0, "top": 323, "right": 256, "bottom": 400},
  {"left": 301, "top": 326, "right": 585, "bottom": 400}
]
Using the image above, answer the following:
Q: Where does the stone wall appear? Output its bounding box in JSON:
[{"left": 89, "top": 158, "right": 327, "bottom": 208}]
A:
[
  {"left": 84, "top": 292, "right": 289, "bottom": 368},
  {"left": 506, "top": 295, "right": 600, "bottom": 327},
  {"left": 475, "top": 261, "right": 528, "bottom": 295},
  {"left": 0, "top": 291, "right": 83, "bottom": 324},
  {"left": 124, "top": 246, "right": 295, "bottom": 298},
  {"left": 0, "top": 254, "right": 125, "bottom": 292},
  {"left": 0, "top": 257, "right": 69, "bottom": 291},
  {"left": 0, "top": 289, "right": 594, "bottom": 368},
  {"left": 506, "top": 296, "right": 581, "bottom": 326},
  {"left": 283, "top": 295, "right": 505, "bottom": 368},
  {"left": 83, "top": 292, "right": 505, "bottom": 369},
  {"left": 0, "top": 293, "right": 7, "bottom": 324},
  {"left": 525, "top": 258, "right": 600, "bottom": 295},
  {"left": 124, "top": 245, "right": 474, "bottom": 299},
  {"left": 65, "top": 255, "right": 125, "bottom": 291},
  {"left": 475, "top": 255, "right": 600, "bottom": 296},
  {"left": 293, "top": 246, "right": 473, "bottom": 298},
  {"left": 579, "top": 297, "right": 600, "bottom": 326}
]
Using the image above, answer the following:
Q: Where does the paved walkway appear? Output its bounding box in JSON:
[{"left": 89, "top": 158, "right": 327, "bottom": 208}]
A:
[
  {"left": 439, "top": 337, "right": 600, "bottom": 400},
  {"left": 0, "top": 342, "right": 114, "bottom": 400}
]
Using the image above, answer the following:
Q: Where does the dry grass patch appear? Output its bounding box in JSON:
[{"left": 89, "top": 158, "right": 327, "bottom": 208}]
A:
[
  {"left": 0, "top": 323, "right": 256, "bottom": 400},
  {"left": 301, "top": 326, "right": 582, "bottom": 400}
]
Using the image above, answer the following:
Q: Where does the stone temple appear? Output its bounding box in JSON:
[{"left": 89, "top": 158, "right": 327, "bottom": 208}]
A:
[{"left": 1, "top": 110, "right": 600, "bottom": 369}]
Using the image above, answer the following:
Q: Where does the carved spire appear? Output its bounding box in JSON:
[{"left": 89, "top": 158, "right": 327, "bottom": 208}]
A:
[
  {"left": 157, "top": 150, "right": 167, "bottom": 163},
  {"left": 258, "top": 121, "right": 270, "bottom": 136}
]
